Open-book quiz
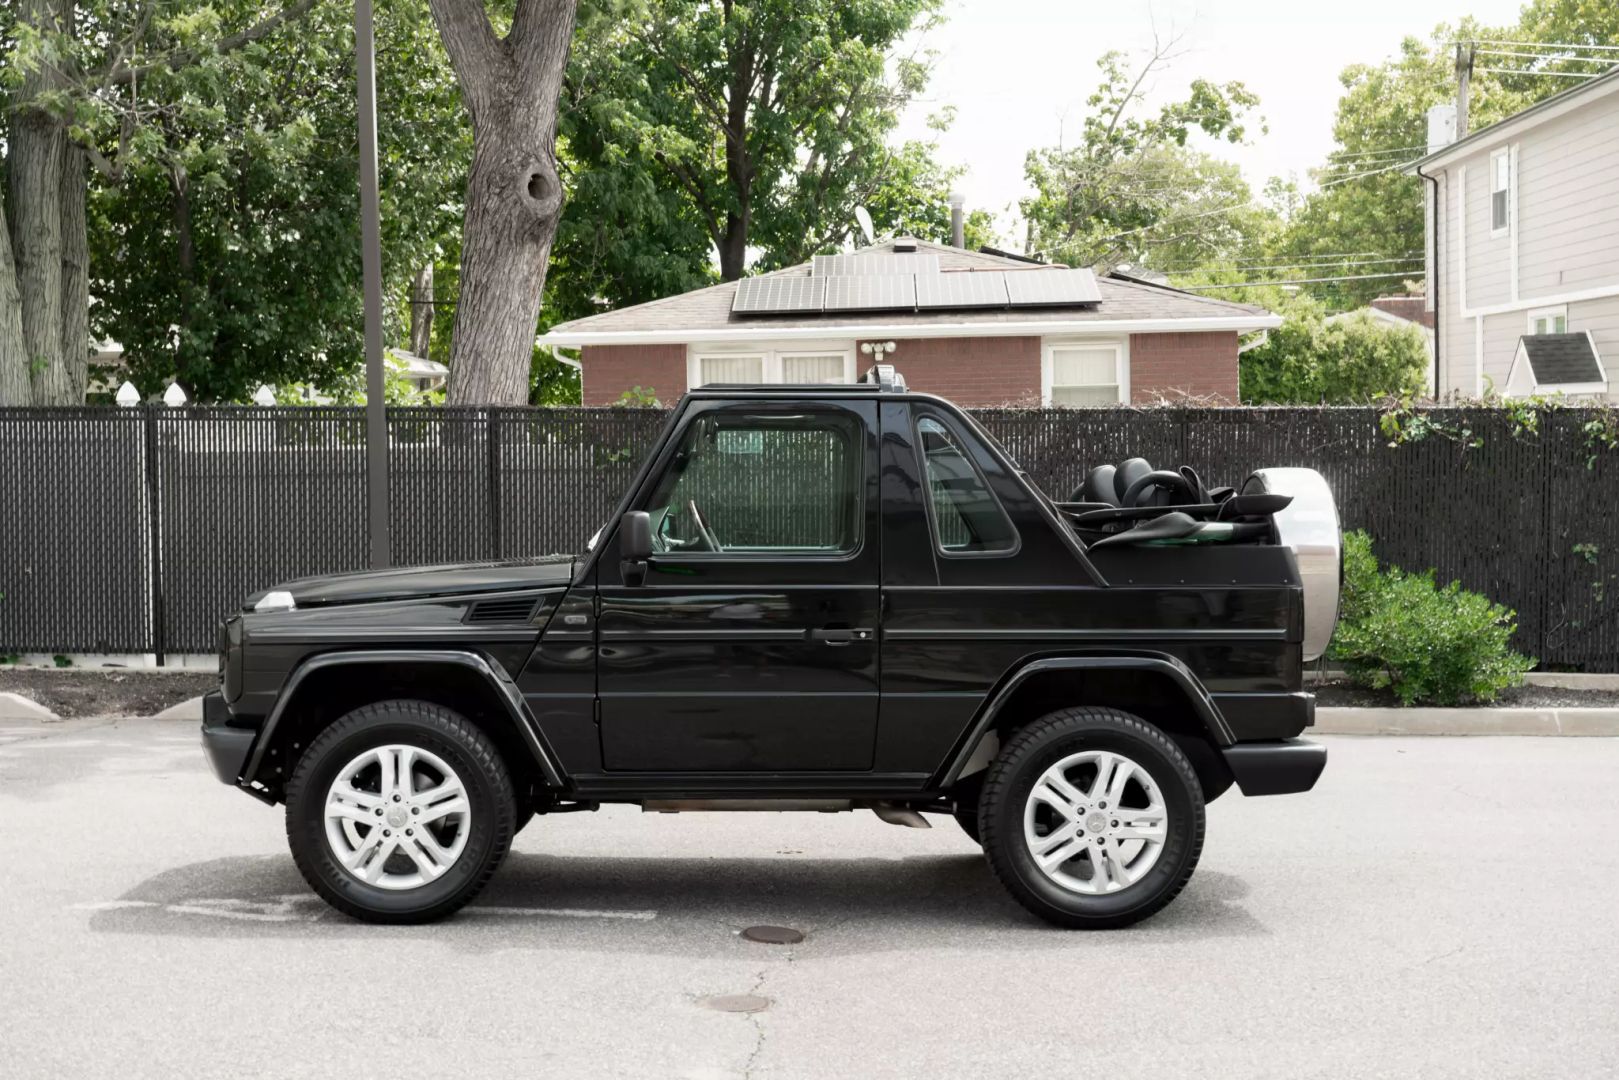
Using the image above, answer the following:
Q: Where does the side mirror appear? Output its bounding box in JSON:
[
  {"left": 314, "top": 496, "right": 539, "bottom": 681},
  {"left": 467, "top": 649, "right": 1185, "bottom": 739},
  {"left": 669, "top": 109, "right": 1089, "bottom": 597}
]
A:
[{"left": 619, "top": 510, "right": 653, "bottom": 586}]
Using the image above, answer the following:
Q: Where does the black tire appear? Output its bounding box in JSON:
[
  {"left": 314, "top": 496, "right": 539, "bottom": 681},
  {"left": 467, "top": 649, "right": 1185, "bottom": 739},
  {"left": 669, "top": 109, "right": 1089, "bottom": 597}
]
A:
[
  {"left": 954, "top": 809, "right": 982, "bottom": 845},
  {"left": 979, "top": 707, "right": 1204, "bottom": 929},
  {"left": 285, "top": 699, "right": 517, "bottom": 924}
]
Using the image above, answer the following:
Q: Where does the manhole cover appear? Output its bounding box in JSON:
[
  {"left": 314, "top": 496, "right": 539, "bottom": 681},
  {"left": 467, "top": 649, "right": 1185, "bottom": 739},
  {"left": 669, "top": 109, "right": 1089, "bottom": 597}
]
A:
[
  {"left": 741, "top": 924, "right": 804, "bottom": 945},
  {"left": 702, "top": 994, "right": 771, "bottom": 1014}
]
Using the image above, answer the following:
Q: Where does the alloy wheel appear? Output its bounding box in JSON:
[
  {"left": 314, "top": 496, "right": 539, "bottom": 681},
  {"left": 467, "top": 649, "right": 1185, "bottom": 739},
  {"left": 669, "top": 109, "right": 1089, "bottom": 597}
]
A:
[
  {"left": 323, "top": 744, "right": 471, "bottom": 890},
  {"left": 1022, "top": 749, "right": 1168, "bottom": 895}
]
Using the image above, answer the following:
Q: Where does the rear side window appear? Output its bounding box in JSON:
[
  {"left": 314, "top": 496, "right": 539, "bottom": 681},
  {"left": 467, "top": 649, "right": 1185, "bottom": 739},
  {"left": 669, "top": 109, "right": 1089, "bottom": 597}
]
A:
[{"left": 917, "top": 416, "right": 1017, "bottom": 554}]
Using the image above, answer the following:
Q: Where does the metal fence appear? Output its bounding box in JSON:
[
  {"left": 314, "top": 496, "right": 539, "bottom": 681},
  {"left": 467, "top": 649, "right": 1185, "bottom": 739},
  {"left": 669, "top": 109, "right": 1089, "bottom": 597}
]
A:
[{"left": 2, "top": 405, "right": 1616, "bottom": 669}]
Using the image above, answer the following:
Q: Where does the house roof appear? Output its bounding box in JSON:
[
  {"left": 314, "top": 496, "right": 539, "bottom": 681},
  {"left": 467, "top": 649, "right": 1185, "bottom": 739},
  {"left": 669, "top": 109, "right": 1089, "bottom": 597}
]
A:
[
  {"left": 537, "top": 240, "right": 1279, "bottom": 347},
  {"left": 1410, "top": 64, "right": 1619, "bottom": 173},
  {"left": 1516, "top": 332, "right": 1606, "bottom": 386}
]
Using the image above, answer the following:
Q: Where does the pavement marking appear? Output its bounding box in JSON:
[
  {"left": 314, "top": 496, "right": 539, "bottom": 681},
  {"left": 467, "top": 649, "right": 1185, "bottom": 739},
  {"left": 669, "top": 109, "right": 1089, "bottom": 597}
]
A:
[
  {"left": 460, "top": 906, "right": 657, "bottom": 921},
  {"left": 72, "top": 898, "right": 657, "bottom": 923}
]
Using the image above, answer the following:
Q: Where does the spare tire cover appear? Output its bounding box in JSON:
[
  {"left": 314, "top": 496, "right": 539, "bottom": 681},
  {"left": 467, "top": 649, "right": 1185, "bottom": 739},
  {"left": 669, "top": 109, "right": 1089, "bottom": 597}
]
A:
[{"left": 1242, "top": 468, "right": 1341, "bottom": 662}]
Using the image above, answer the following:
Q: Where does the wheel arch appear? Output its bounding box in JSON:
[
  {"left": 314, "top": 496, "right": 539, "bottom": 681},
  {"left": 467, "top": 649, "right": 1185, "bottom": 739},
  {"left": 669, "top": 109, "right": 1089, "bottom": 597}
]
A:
[
  {"left": 936, "top": 653, "right": 1234, "bottom": 796},
  {"left": 242, "top": 650, "right": 564, "bottom": 801}
]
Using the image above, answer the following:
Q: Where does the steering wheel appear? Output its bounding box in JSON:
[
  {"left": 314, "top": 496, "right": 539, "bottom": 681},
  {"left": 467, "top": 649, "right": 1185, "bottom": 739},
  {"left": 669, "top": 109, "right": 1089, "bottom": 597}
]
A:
[{"left": 688, "top": 499, "right": 722, "bottom": 552}]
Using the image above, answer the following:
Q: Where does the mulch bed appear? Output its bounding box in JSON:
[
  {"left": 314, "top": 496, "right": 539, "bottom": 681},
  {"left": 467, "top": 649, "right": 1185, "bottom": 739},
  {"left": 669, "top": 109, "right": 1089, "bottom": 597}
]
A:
[
  {"left": 0, "top": 668, "right": 217, "bottom": 718},
  {"left": 1312, "top": 677, "right": 1619, "bottom": 710}
]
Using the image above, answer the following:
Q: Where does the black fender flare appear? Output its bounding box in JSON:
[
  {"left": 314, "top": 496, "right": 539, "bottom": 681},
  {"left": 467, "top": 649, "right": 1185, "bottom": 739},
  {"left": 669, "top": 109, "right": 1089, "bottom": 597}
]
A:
[
  {"left": 242, "top": 649, "right": 565, "bottom": 789},
  {"left": 935, "top": 653, "right": 1233, "bottom": 788}
]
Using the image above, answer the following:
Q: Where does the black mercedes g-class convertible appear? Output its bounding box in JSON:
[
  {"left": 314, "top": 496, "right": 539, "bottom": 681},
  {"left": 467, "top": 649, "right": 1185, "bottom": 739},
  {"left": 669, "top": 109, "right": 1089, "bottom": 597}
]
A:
[{"left": 202, "top": 366, "right": 1337, "bottom": 928}]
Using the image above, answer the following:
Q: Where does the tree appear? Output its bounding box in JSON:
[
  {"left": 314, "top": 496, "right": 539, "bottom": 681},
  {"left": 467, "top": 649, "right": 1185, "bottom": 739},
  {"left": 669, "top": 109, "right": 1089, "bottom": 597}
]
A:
[
  {"left": 87, "top": 0, "right": 467, "bottom": 402},
  {"left": 566, "top": 0, "right": 944, "bottom": 282},
  {"left": 426, "top": 0, "right": 580, "bottom": 406},
  {"left": 1239, "top": 293, "right": 1429, "bottom": 404},
  {"left": 1272, "top": 3, "right": 1617, "bottom": 310},
  {"left": 1019, "top": 42, "right": 1268, "bottom": 273},
  {"left": 1, "top": 0, "right": 322, "bottom": 405}
]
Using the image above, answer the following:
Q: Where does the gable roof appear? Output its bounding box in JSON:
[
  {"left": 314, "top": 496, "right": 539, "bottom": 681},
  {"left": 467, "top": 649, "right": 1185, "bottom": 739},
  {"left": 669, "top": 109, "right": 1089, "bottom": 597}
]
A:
[
  {"left": 1410, "top": 64, "right": 1619, "bottom": 173},
  {"left": 537, "top": 239, "right": 1278, "bottom": 347},
  {"left": 1512, "top": 332, "right": 1606, "bottom": 387}
]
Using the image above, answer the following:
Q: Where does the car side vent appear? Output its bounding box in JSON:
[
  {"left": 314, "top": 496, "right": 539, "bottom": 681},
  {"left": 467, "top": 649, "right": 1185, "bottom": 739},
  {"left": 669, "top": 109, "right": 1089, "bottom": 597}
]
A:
[{"left": 464, "top": 597, "right": 538, "bottom": 625}]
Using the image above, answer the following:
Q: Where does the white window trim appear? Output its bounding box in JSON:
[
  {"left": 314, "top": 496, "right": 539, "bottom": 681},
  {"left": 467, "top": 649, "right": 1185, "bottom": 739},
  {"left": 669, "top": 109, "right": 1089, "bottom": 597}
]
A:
[
  {"left": 686, "top": 341, "right": 856, "bottom": 389},
  {"left": 1489, "top": 146, "right": 1510, "bottom": 239},
  {"left": 1527, "top": 305, "right": 1568, "bottom": 336},
  {"left": 1040, "top": 338, "right": 1129, "bottom": 407}
]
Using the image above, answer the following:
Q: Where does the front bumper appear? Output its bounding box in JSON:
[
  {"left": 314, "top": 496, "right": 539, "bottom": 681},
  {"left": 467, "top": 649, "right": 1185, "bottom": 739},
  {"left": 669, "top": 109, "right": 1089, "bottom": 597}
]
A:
[
  {"left": 1221, "top": 738, "right": 1327, "bottom": 796},
  {"left": 200, "top": 691, "right": 254, "bottom": 785}
]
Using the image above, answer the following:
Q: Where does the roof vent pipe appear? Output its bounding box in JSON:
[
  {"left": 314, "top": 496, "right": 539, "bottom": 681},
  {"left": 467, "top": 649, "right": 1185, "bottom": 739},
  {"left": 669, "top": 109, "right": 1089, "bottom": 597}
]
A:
[{"left": 948, "top": 191, "right": 966, "bottom": 249}]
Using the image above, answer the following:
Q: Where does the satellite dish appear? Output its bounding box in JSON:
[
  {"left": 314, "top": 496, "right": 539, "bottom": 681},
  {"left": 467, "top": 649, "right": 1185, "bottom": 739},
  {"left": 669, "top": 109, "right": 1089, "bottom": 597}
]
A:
[{"left": 854, "top": 206, "right": 875, "bottom": 246}]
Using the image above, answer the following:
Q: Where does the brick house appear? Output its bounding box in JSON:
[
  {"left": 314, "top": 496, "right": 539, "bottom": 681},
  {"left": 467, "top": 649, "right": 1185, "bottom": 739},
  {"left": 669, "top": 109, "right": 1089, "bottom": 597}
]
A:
[{"left": 538, "top": 240, "right": 1279, "bottom": 407}]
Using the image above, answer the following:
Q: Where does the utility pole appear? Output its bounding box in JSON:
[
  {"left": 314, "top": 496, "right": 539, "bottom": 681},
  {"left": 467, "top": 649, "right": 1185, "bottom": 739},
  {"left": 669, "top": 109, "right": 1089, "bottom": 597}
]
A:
[
  {"left": 1455, "top": 42, "right": 1474, "bottom": 137},
  {"left": 355, "top": 0, "right": 390, "bottom": 567}
]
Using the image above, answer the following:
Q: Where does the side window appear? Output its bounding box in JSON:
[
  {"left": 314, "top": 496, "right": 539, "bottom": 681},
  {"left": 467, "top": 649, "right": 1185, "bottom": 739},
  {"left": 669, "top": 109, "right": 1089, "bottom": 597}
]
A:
[
  {"left": 644, "top": 410, "right": 862, "bottom": 556},
  {"left": 917, "top": 416, "right": 1017, "bottom": 555}
]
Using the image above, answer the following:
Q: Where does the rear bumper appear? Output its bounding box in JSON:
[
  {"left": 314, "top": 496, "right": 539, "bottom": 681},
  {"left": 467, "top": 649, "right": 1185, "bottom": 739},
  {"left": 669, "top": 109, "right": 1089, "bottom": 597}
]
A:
[
  {"left": 1221, "top": 738, "right": 1327, "bottom": 796},
  {"left": 200, "top": 691, "right": 254, "bottom": 785}
]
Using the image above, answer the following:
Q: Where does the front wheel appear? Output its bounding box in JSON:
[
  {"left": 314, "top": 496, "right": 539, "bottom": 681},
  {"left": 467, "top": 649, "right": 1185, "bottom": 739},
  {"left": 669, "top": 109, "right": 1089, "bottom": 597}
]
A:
[
  {"left": 285, "top": 699, "right": 517, "bottom": 923},
  {"left": 979, "top": 707, "right": 1205, "bottom": 929}
]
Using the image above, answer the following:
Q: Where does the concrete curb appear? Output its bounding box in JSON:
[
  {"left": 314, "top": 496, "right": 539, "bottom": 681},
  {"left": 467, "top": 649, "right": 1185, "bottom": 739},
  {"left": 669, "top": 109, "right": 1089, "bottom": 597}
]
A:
[
  {"left": 153, "top": 695, "right": 206, "bottom": 721},
  {"left": 0, "top": 692, "right": 58, "bottom": 722},
  {"left": 1316, "top": 707, "right": 1619, "bottom": 736}
]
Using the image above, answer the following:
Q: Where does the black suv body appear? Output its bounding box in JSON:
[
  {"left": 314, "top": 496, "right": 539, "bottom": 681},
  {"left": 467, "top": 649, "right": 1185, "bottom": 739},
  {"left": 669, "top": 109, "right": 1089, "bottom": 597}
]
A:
[{"left": 203, "top": 377, "right": 1332, "bottom": 926}]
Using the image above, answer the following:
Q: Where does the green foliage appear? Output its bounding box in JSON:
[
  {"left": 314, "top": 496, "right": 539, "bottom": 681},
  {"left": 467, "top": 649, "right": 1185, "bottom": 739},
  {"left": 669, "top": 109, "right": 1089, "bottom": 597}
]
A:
[
  {"left": 1021, "top": 48, "right": 1268, "bottom": 271},
  {"left": 616, "top": 385, "right": 661, "bottom": 407},
  {"left": 1272, "top": 3, "right": 1618, "bottom": 310},
  {"left": 560, "top": 0, "right": 956, "bottom": 282},
  {"left": 1330, "top": 531, "right": 1534, "bottom": 705},
  {"left": 52, "top": 654, "right": 71, "bottom": 668},
  {"left": 65, "top": 0, "right": 467, "bottom": 402},
  {"left": 1239, "top": 294, "right": 1429, "bottom": 404},
  {"left": 268, "top": 351, "right": 444, "bottom": 407}
]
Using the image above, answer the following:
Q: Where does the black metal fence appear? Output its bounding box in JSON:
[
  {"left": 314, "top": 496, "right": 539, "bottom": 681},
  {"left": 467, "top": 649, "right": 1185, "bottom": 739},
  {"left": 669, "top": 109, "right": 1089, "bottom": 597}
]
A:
[{"left": 2, "top": 405, "right": 1615, "bottom": 669}]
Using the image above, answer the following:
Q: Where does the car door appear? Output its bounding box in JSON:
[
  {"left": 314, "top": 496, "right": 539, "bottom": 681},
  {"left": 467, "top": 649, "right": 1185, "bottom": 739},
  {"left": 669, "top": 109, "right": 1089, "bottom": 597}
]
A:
[{"left": 594, "top": 397, "right": 880, "bottom": 772}]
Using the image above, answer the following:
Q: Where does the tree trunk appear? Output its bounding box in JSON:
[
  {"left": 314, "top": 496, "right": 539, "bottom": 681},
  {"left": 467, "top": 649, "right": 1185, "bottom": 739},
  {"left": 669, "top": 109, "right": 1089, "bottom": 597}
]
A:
[
  {"left": 0, "top": 190, "right": 31, "bottom": 405},
  {"left": 58, "top": 146, "right": 90, "bottom": 403},
  {"left": 8, "top": 0, "right": 69, "bottom": 403},
  {"left": 447, "top": 135, "right": 560, "bottom": 404},
  {"left": 409, "top": 263, "right": 434, "bottom": 357},
  {"left": 428, "top": 0, "right": 579, "bottom": 406}
]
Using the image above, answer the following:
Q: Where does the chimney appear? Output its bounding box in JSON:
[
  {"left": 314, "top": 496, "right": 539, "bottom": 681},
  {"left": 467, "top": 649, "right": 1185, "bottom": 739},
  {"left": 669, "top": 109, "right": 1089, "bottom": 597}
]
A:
[
  {"left": 1426, "top": 104, "right": 1457, "bottom": 153},
  {"left": 948, "top": 191, "right": 965, "bottom": 249}
]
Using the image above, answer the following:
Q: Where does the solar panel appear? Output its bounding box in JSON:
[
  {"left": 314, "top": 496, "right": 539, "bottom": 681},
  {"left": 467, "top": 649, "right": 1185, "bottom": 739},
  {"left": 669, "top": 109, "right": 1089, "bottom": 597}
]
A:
[
  {"left": 822, "top": 274, "right": 917, "bottom": 312},
  {"left": 1003, "top": 268, "right": 1102, "bottom": 307},
  {"left": 812, "top": 253, "right": 941, "bottom": 277},
  {"left": 731, "top": 275, "right": 826, "bottom": 314},
  {"left": 915, "top": 271, "right": 1010, "bottom": 309}
]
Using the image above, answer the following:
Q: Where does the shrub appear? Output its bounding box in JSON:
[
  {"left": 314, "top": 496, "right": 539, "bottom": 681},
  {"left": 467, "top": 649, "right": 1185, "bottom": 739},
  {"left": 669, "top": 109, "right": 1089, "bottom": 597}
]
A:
[{"left": 1329, "top": 531, "right": 1535, "bottom": 706}]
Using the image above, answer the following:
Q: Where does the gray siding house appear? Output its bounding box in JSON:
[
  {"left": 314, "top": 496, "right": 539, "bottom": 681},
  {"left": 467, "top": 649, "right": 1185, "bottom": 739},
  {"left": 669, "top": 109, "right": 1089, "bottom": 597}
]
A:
[{"left": 1414, "top": 65, "right": 1619, "bottom": 401}]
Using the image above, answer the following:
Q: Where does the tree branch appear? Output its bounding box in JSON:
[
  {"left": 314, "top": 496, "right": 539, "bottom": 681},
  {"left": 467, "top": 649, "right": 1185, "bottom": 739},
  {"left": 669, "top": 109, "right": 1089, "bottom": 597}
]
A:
[{"left": 101, "top": 0, "right": 319, "bottom": 88}]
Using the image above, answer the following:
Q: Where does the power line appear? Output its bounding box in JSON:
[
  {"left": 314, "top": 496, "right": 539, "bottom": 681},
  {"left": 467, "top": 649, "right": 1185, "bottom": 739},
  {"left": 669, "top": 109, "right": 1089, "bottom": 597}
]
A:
[
  {"left": 1475, "top": 66, "right": 1603, "bottom": 79},
  {"left": 1473, "top": 48, "right": 1617, "bottom": 62},
  {"left": 1320, "top": 145, "right": 1428, "bottom": 162},
  {"left": 1154, "top": 255, "right": 1423, "bottom": 274},
  {"left": 1319, "top": 159, "right": 1418, "bottom": 187},
  {"left": 1466, "top": 39, "right": 1619, "bottom": 53},
  {"left": 1177, "top": 270, "right": 1426, "bottom": 291}
]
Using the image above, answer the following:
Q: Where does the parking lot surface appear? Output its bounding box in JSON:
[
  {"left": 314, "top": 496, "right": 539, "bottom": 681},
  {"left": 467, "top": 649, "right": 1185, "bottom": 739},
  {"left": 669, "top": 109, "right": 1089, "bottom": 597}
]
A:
[{"left": 2, "top": 719, "right": 1616, "bottom": 1079}]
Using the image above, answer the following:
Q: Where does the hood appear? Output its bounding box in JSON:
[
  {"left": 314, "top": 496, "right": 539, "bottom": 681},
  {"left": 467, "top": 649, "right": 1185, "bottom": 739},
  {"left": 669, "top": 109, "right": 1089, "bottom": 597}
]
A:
[{"left": 244, "top": 554, "right": 576, "bottom": 610}]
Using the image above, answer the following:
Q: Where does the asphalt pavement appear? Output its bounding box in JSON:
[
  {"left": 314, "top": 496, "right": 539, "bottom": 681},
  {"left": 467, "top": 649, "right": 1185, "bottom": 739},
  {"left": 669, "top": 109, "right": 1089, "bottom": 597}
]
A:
[{"left": 2, "top": 718, "right": 1616, "bottom": 1079}]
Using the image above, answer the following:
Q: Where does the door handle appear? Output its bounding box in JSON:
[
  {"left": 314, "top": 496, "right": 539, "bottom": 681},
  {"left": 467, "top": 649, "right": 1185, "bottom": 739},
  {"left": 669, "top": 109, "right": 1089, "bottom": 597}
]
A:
[{"left": 811, "top": 627, "right": 872, "bottom": 645}]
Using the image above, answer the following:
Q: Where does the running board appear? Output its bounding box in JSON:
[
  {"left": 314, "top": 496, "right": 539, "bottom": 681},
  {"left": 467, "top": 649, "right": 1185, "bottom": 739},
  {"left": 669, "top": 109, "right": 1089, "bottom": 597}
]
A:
[{"left": 639, "top": 798, "right": 932, "bottom": 828}]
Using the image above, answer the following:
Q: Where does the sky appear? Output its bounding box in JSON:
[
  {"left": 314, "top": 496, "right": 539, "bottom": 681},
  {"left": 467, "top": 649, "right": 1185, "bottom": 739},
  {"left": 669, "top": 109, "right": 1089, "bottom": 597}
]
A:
[{"left": 896, "top": 0, "right": 1530, "bottom": 245}]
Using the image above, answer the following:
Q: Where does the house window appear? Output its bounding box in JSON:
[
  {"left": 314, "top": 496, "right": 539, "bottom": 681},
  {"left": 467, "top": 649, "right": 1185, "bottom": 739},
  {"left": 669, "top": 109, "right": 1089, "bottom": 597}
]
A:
[
  {"left": 689, "top": 344, "right": 855, "bottom": 388},
  {"left": 1528, "top": 306, "right": 1567, "bottom": 336},
  {"left": 1491, "top": 148, "right": 1510, "bottom": 236},
  {"left": 695, "top": 355, "right": 765, "bottom": 385},
  {"left": 1047, "top": 343, "right": 1124, "bottom": 406}
]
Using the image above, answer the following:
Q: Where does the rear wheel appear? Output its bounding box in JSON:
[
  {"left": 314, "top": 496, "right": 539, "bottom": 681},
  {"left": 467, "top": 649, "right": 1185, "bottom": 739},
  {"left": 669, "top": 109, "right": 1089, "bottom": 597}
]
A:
[
  {"left": 979, "top": 707, "right": 1204, "bottom": 929},
  {"left": 285, "top": 699, "right": 516, "bottom": 923}
]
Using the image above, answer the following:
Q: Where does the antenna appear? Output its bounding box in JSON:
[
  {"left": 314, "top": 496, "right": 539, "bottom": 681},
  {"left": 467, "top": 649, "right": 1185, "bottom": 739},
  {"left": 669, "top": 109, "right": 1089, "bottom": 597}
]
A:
[{"left": 854, "top": 206, "right": 875, "bottom": 246}]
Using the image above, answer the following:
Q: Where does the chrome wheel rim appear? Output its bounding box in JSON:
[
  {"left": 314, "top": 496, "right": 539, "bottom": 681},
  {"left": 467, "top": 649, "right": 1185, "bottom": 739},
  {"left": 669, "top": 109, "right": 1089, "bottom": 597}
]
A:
[
  {"left": 1023, "top": 750, "right": 1168, "bottom": 895},
  {"left": 324, "top": 744, "right": 471, "bottom": 891}
]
